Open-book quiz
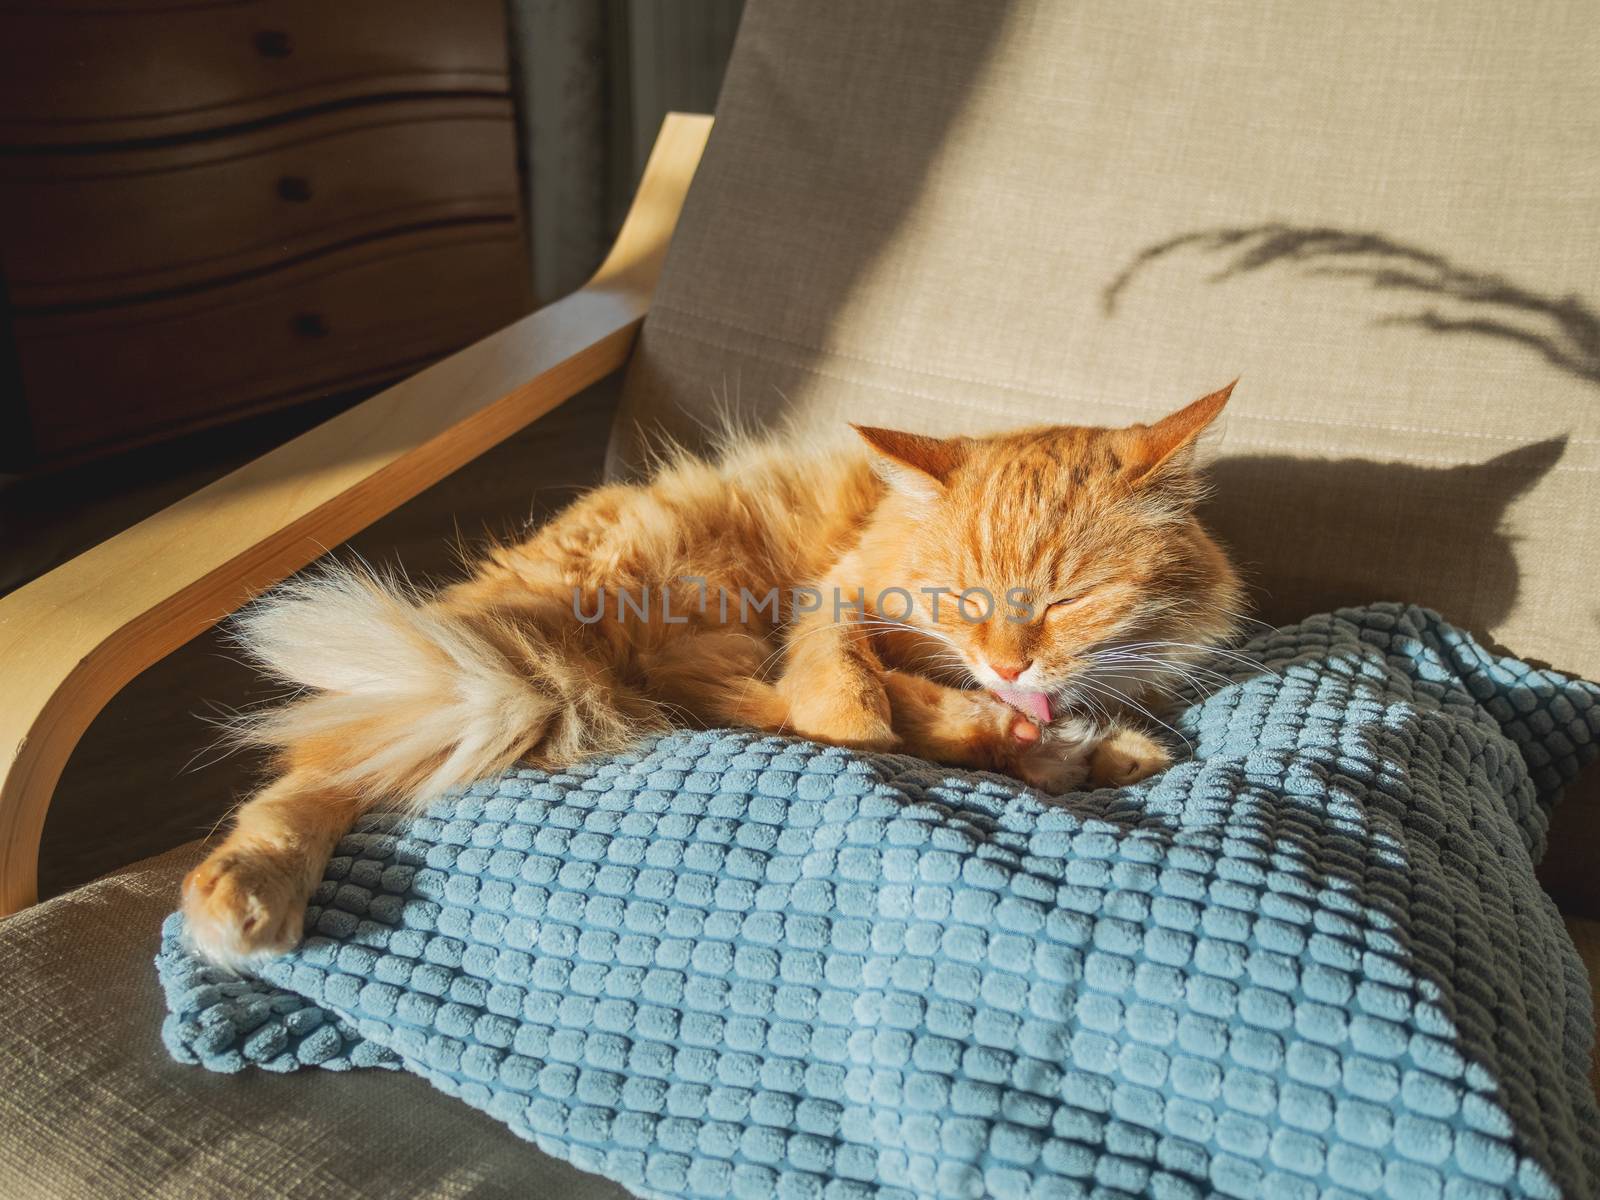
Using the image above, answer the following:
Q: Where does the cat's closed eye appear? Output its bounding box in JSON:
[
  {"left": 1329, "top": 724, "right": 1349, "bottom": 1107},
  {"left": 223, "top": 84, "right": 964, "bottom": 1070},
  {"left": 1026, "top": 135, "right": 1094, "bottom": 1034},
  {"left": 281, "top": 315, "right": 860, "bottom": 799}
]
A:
[{"left": 1045, "top": 593, "right": 1095, "bottom": 619}]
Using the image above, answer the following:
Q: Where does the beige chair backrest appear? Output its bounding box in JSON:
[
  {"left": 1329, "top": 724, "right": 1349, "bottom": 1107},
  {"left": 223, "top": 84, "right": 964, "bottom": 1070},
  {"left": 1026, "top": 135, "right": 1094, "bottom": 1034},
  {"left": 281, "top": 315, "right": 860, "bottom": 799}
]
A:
[{"left": 613, "top": 0, "right": 1600, "bottom": 680}]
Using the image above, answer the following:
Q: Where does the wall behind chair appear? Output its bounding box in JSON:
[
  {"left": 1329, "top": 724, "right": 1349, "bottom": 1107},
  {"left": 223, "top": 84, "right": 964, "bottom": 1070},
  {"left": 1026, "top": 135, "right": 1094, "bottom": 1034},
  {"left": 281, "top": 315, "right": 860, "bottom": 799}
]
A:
[{"left": 507, "top": 0, "right": 744, "bottom": 303}]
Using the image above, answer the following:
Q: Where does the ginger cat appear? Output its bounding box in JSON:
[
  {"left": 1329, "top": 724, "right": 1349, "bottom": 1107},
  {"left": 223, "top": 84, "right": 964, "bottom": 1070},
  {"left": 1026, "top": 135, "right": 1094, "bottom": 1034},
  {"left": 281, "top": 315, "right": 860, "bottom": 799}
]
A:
[{"left": 183, "top": 383, "right": 1243, "bottom": 968}]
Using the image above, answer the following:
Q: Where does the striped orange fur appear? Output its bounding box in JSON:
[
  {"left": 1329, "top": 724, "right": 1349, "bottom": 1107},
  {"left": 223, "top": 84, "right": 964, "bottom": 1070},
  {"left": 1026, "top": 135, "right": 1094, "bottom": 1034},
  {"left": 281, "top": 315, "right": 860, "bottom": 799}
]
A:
[{"left": 184, "top": 383, "right": 1243, "bottom": 967}]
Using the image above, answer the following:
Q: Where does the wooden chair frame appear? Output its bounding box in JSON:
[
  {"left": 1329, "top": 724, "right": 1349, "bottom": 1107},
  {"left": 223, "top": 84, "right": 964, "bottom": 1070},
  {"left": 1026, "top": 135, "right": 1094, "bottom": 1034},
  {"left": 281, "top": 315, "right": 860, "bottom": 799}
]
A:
[{"left": 0, "top": 114, "right": 714, "bottom": 918}]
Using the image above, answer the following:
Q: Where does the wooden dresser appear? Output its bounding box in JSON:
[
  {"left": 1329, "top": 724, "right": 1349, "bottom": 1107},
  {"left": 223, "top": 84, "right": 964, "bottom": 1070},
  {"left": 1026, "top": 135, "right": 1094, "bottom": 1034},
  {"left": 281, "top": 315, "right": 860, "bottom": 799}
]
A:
[{"left": 0, "top": 0, "right": 531, "bottom": 467}]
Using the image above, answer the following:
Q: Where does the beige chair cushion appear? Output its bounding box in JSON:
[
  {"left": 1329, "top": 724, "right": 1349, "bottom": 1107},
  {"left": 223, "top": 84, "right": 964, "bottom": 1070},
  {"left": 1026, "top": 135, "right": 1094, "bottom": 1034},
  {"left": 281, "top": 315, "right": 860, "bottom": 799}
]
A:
[
  {"left": 0, "top": 842, "right": 627, "bottom": 1200},
  {"left": 614, "top": 0, "right": 1600, "bottom": 686}
]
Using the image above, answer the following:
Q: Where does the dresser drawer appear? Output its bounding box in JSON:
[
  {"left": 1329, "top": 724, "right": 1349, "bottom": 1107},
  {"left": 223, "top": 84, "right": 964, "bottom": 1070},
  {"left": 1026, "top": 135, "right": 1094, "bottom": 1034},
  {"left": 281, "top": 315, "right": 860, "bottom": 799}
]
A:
[
  {"left": 13, "top": 225, "right": 531, "bottom": 461},
  {"left": 0, "top": 0, "right": 509, "bottom": 147},
  {"left": 2, "top": 98, "right": 521, "bottom": 309}
]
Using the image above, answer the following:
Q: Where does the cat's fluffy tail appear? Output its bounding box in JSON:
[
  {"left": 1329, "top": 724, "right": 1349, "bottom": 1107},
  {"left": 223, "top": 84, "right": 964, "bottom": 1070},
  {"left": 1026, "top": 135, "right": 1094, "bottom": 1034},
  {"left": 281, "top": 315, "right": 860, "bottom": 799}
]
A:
[{"left": 229, "top": 566, "right": 603, "bottom": 809}]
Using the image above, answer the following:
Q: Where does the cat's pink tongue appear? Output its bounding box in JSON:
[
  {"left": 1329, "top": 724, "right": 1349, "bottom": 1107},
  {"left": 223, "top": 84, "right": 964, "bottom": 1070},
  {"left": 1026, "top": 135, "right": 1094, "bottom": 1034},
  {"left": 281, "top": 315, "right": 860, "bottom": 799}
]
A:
[{"left": 991, "top": 685, "right": 1052, "bottom": 725}]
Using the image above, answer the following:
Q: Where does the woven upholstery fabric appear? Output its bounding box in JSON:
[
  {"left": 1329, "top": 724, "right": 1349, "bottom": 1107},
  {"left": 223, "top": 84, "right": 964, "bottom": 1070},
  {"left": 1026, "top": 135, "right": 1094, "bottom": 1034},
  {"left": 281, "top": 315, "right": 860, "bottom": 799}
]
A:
[
  {"left": 612, "top": 0, "right": 1600, "bottom": 687},
  {"left": 158, "top": 606, "right": 1600, "bottom": 1199},
  {"left": 0, "top": 838, "right": 630, "bottom": 1200},
  {"left": 0, "top": 843, "right": 628, "bottom": 1200}
]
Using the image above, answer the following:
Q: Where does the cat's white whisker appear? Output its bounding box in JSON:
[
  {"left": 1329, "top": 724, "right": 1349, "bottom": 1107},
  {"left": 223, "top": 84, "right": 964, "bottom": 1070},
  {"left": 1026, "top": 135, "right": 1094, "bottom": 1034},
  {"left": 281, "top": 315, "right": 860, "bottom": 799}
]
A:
[
  {"left": 1107, "top": 640, "right": 1275, "bottom": 677},
  {"left": 1085, "top": 652, "right": 1234, "bottom": 693},
  {"left": 1073, "top": 675, "right": 1195, "bottom": 752}
]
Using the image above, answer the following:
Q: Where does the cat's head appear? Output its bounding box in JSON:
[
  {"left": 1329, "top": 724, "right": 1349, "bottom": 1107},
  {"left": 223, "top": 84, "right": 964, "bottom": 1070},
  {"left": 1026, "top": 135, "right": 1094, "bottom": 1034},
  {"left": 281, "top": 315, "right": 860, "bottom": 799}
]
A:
[{"left": 854, "top": 382, "right": 1244, "bottom": 724}]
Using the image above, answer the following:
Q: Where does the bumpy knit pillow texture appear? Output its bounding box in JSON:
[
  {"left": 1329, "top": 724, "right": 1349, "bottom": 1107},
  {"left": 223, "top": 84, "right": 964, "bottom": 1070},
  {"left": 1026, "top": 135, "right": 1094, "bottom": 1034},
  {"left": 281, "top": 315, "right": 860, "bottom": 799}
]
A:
[{"left": 157, "top": 605, "right": 1600, "bottom": 1199}]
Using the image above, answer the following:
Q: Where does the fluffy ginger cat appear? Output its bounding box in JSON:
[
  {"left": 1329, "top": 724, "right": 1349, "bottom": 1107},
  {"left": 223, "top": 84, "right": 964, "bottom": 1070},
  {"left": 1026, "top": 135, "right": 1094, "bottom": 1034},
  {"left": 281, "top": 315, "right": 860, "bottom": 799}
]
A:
[{"left": 183, "top": 382, "right": 1243, "bottom": 967}]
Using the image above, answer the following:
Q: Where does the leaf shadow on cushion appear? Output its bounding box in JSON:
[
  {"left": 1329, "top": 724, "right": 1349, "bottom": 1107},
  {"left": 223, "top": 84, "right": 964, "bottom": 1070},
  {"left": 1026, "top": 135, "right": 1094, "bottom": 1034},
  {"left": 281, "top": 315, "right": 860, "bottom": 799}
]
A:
[
  {"left": 1101, "top": 223, "right": 1582, "bottom": 650},
  {"left": 1102, "top": 224, "right": 1600, "bottom": 389}
]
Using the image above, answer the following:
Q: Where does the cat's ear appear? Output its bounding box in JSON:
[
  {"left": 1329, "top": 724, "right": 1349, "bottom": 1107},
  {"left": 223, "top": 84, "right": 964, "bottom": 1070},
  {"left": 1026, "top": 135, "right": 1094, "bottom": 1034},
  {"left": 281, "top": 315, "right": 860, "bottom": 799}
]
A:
[
  {"left": 853, "top": 425, "right": 967, "bottom": 499},
  {"left": 1120, "top": 380, "right": 1235, "bottom": 485}
]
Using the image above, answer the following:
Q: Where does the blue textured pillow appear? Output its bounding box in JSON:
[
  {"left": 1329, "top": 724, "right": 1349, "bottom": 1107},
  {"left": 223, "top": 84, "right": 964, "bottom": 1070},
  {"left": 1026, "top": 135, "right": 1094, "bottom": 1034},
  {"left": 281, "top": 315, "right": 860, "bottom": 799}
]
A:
[{"left": 157, "top": 605, "right": 1600, "bottom": 1199}]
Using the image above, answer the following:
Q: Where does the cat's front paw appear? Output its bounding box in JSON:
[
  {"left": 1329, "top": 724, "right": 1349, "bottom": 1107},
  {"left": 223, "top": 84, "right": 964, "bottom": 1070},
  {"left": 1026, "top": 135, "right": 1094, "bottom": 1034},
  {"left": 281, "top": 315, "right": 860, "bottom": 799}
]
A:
[
  {"left": 1016, "top": 744, "right": 1089, "bottom": 793},
  {"left": 948, "top": 695, "right": 1099, "bottom": 793},
  {"left": 1015, "top": 716, "right": 1098, "bottom": 794},
  {"left": 1088, "top": 727, "right": 1172, "bottom": 787},
  {"left": 784, "top": 677, "right": 898, "bottom": 751},
  {"left": 182, "top": 843, "right": 313, "bottom": 971}
]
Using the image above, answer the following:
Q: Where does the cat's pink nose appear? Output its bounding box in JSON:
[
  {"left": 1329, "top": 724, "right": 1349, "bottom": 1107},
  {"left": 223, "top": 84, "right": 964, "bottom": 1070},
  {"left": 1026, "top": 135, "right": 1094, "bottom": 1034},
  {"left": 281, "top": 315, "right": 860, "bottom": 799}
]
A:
[{"left": 989, "top": 658, "right": 1032, "bottom": 682}]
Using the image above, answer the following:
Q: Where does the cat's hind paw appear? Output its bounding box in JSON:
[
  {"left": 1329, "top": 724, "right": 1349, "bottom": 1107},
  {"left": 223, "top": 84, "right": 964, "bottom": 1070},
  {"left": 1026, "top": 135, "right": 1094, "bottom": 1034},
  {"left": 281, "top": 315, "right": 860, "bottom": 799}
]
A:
[{"left": 181, "top": 844, "right": 312, "bottom": 972}]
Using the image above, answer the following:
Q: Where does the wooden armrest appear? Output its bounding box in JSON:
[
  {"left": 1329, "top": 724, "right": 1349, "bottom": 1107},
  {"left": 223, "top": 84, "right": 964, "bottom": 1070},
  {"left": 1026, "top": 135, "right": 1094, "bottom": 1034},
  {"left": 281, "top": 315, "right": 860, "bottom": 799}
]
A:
[{"left": 0, "top": 114, "right": 713, "bottom": 917}]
